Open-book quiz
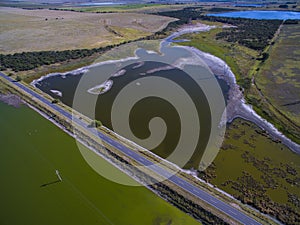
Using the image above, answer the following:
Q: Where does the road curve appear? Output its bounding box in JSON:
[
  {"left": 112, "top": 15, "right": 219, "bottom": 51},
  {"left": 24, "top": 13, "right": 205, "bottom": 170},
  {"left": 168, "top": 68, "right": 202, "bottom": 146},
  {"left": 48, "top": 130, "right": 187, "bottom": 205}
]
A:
[{"left": 0, "top": 72, "right": 262, "bottom": 225}]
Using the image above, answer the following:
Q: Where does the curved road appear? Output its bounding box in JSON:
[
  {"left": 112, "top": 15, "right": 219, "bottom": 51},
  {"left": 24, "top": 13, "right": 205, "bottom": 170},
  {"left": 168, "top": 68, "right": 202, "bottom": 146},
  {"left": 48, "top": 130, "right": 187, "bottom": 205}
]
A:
[{"left": 0, "top": 72, "right": 262, "bottom": 225}]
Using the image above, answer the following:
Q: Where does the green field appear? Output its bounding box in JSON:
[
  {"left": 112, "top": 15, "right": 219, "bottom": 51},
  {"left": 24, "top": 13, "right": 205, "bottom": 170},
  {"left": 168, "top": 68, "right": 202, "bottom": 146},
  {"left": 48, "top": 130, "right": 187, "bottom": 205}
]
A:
[
  {"left": 254, "top": 23, "right": 300, "bottom": 142},
  {"left": 0, "top": 102, "right": 201, "bottom": 225}
]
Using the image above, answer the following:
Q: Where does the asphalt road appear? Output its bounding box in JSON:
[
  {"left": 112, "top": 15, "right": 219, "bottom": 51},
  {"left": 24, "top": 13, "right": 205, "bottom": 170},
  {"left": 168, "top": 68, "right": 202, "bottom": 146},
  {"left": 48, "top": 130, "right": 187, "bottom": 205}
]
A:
[{"left": 0, "top": 72, "right": 262, "bottom": 225}]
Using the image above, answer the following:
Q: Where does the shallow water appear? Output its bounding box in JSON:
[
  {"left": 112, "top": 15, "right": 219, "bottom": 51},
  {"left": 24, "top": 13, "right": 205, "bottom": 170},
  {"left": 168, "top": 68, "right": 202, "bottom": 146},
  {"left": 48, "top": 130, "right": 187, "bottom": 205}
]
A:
[{"left": 0, "top": 101, "right": 201, "bottom": 225}]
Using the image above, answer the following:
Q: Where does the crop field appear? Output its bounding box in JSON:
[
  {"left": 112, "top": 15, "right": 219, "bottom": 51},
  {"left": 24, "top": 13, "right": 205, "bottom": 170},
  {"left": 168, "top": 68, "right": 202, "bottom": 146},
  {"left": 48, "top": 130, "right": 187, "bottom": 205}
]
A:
[
  {"left": 200, "top": 118, "right": 300, "bottom": 224},
  {"left": 255, "top": 23, "right": 300, "bottom": 131},
  {"left": 0, "top": 101, "right": 201, "bottom": 225},
  {"left": 0, "top": 7, "right": 175, "bottom": 54}
]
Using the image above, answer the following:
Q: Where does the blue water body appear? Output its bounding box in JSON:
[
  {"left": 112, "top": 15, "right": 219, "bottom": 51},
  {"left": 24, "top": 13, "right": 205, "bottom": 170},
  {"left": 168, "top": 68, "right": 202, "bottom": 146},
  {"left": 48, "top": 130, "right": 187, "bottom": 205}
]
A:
[
  {"left": 207, "top": 10, "right": 300, "bottom": 20},
  {"left": 234, "top": 4, "right": 266, "bottom": 8},
  {"left": 78, "top": 2, "right": 124, "bottom": 6}
]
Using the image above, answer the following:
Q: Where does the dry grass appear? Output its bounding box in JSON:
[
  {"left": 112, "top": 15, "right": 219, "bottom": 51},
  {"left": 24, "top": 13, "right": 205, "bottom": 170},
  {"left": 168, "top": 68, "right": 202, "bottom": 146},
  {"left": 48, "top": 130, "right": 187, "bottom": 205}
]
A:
[
  {"left": 0, "top": 7, "right": 175, "bottom": 54},
  {"left": 61, "top": 3, "right": 187, "bottom": 13}
]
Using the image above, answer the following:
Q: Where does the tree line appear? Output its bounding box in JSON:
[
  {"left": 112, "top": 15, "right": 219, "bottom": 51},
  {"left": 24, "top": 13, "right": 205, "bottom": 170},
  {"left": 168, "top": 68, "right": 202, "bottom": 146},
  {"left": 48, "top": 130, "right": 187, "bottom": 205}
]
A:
[
  {"left": 0, "top": 39, "right": 143, "bottom": 72},
  {"left": 200, "top": 16, "right": 282, "bottom": 51}
]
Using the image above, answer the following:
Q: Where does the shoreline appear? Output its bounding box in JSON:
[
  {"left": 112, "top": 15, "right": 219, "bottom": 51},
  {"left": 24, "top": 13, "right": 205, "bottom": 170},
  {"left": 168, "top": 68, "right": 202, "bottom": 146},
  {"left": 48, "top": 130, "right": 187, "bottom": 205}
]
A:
[
  {"left": 189, "top": 47, "right": 300, "bottom": 153},
  {"left": 167, "top": 24, "right": 300, "bottom": 154}
]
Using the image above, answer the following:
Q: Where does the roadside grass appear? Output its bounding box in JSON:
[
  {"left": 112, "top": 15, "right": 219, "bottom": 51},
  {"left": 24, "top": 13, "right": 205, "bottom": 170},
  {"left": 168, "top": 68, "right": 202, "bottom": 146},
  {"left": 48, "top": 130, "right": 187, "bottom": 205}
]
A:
[{"left": 0, "top": 7, "right": 174, "bottom": 54}]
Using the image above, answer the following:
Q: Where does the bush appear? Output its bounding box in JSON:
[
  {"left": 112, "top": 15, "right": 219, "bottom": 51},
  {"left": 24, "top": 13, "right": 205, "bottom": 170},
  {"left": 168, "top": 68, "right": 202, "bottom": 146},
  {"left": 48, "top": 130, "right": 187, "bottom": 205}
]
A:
[
  {"left": 51, "top": 99, "right": 59, "bottom": 104},
  {"left": 15, "top": 76, "right": 22, "bottom": 82}
]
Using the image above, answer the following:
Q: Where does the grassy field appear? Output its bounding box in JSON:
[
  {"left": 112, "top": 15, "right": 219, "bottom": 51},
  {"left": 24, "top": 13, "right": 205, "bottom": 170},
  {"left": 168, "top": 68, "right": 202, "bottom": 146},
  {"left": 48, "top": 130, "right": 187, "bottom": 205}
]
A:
[
  {"left": 0, "top": 101, "right": 201, "bottom": 225},
  {"left": 178, "top": 21, "right": 258, "bottom": 82},
  {"left": 201, "top": 118, "right": 300, "bottom": 224},
  {"left": 253, "top": 23, "right": 300, "bottom": 141},
  {"left": 58, "top": 4, "right": 187, "bottom": 13},
  {"left": 0, "top": 7, "right": 175, "bottom": 54}
]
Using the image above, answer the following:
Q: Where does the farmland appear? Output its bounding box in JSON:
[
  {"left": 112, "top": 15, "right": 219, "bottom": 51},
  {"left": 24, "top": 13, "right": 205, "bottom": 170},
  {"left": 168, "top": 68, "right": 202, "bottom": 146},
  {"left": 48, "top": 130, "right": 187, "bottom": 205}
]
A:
[
  {"left": 56, "top": 3, "right": 187, "bottom": 13},
  {"left": 0, "top": 7, "right": 175, "bottom": 54}
]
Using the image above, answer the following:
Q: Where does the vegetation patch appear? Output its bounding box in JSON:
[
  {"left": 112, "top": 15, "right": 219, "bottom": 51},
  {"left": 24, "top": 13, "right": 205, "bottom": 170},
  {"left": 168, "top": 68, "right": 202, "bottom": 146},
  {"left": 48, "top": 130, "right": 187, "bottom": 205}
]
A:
[
  {"left": 253, "top": 23, "right": 300, "bottom": 141},
  {"left": 54, "top": 3, "right": 186, "bottom": 14},
  {"left": 200, "top": 118, "right": 300, "bottom": 225},
  {"left": 177, "top": 25, "right": 258, "bottom": 82},
  {"left": 200, "top": 16, "right": 282, "bottom": 51}
]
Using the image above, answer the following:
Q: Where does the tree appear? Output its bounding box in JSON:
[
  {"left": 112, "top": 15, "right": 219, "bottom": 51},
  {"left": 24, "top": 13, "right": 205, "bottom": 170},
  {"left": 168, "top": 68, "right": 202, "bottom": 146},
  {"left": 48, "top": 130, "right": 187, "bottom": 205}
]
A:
[{"left": 279, "top": 4, "right": 288, "bottom": 8}]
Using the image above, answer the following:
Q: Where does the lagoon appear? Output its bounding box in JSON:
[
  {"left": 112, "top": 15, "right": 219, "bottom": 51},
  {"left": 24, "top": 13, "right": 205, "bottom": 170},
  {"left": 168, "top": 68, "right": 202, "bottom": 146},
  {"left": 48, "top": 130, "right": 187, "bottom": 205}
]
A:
[
  {"left": 207, "top": 10, "right": 300, "bottom": 20},
  {"left": 35, "top": 42, "right": 227, "bottom": 170}
]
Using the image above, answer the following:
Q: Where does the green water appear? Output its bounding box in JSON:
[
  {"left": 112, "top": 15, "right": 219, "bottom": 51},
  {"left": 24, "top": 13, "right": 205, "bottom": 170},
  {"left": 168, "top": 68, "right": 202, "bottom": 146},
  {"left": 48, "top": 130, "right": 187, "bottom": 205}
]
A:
[{"left": 0, "top": 102, "right": 200, "bottom": 225}]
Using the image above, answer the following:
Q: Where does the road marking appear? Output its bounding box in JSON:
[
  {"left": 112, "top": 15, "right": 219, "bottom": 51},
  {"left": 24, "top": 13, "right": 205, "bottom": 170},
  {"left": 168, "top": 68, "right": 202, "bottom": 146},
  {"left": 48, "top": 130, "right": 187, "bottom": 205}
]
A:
[
  {"left": 193, "top": 188, "right": 200, "bottom": 194},
  {"left": 210, "top": 198, "right": 218, "bottom": 204},
  {"left": 178, "top": 180, "right": 185, "bottom": 186},
  {"left": 228, "top": 210, "right": 237, "bottom": 216}
]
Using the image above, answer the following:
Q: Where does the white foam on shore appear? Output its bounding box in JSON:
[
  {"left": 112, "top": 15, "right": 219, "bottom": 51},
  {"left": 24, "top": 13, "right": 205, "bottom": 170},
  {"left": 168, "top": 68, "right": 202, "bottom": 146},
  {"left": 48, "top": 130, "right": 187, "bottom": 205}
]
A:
[
  {"left": 31, "top": 55, "right": 139, "bottom": 87},
  {"left": 31, "top": 67, "right": 89, "bottom": 87}
]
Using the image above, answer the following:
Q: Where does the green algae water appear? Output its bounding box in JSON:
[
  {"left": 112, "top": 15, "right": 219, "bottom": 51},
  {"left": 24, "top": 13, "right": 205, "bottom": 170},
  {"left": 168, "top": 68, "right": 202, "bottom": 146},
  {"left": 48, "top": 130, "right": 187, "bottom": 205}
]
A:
[{"left": 0, "top": 102, "right": 200, "bottom": 225}]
